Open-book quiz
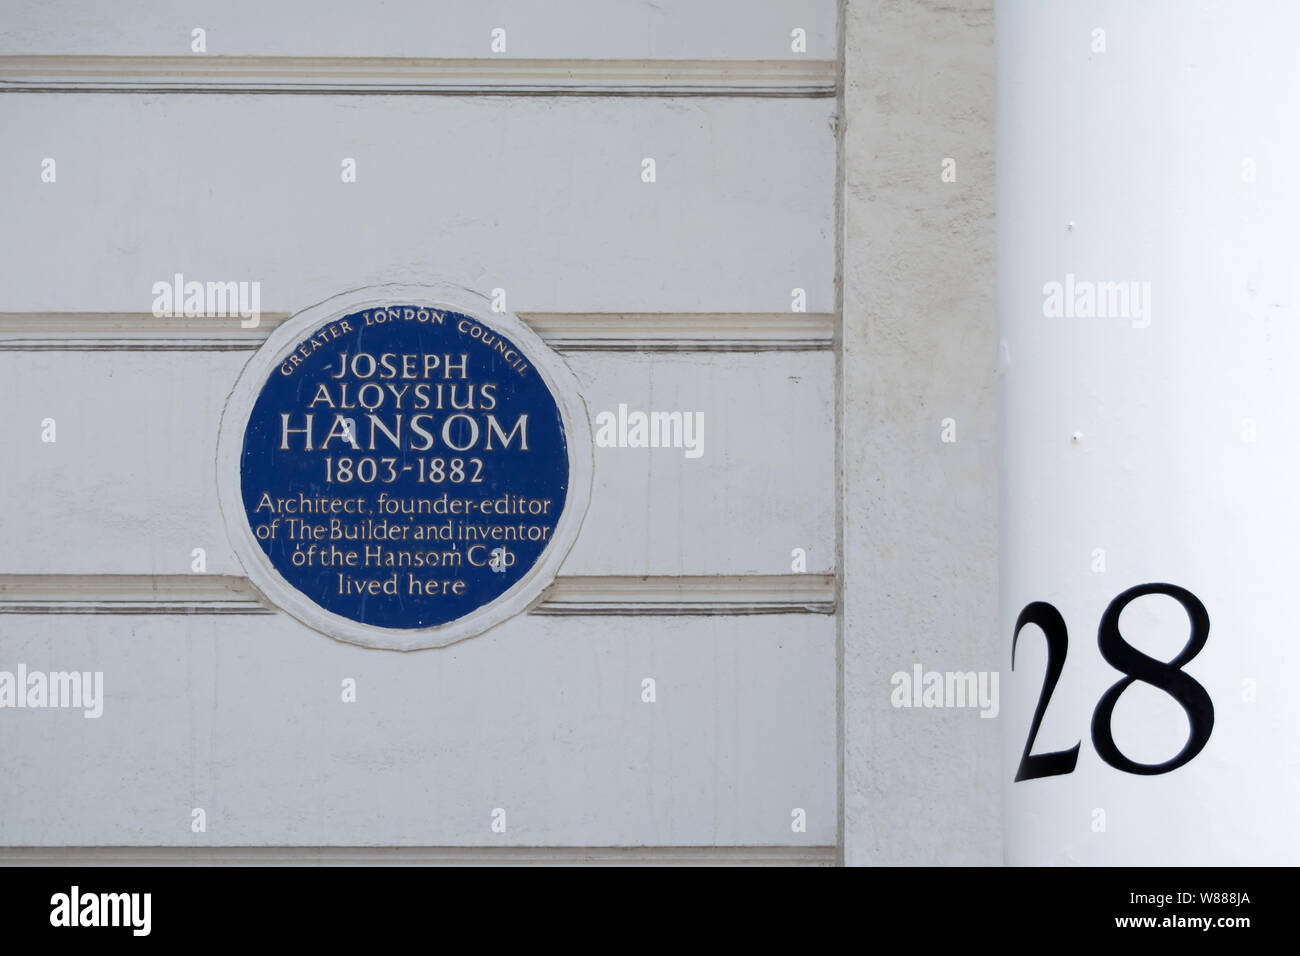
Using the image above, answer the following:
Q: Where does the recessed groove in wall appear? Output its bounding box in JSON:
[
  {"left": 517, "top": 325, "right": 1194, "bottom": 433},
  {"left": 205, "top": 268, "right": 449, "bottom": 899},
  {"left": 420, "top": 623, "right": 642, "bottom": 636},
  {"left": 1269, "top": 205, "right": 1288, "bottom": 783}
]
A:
[
  {"left": 0, "top": 55, "right": 837, "bottom": 96},
  {"left": 0, "top": 575, "right": 271, "bottom": 615},
  {"left": 0, "top": 574, "right": 836, "bottom": 616},
  {"left": 0, "top": 845, "right": 836, "bottom": 866},
  {"left": 537, "top": 574, "right": 836, "bottom": 615},
  {"left": 0, "top": 313, "right": 282, "bottom": 352},
  {"left": 529, "top": 314, "right": 834, "bottom": 351},
  {"left": 0, "top": 313, "right": 834, "bottom": 352}
]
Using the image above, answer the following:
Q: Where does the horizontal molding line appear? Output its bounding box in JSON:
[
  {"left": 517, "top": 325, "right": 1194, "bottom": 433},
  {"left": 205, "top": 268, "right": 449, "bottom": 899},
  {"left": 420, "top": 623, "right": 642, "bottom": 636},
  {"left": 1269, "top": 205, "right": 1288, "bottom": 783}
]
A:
[
  {"left": 537, "top": 575, "right": 836, "bottom": 615},
  {"left": 0, "top": 574, "right": 836, "bottom": 617},
  {"left": 0, "top": 575, "right": 268, "bottom": 616},
  {"left": 0, "top": 845, "right": 836, "bottom": 866},
  {"left": 0, "top": 312, "right": 834, "bottom": 353},
  {"left": 0, "top": 56, "right": 837, "bottom": 97},
  {"left": 531, "top": 313, "right": 833, "bottom": 352}
]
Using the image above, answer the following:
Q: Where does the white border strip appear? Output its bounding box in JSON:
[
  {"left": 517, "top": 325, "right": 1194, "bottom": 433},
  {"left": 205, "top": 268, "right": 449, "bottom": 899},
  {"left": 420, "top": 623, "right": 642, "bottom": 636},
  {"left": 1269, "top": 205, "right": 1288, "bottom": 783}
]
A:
[
  {"left": 0, "top": 56, "right": 837, "bottom": 96},
  {"left": 0, "top": 313, "right": 834, "bottom": 352},
  {"left": 0, "top": 845, "right": 835, "bottom": 866},
  {"left": 0, "top": 574, "right": 835, "bottom": 616}
]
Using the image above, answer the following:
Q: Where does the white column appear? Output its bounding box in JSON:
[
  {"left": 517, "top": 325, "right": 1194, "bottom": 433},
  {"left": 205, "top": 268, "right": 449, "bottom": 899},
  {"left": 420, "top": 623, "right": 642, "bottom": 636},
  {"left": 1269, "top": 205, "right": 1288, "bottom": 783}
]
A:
[{"left": 999, "top": 0, "right": 1300, "bottom": 864}]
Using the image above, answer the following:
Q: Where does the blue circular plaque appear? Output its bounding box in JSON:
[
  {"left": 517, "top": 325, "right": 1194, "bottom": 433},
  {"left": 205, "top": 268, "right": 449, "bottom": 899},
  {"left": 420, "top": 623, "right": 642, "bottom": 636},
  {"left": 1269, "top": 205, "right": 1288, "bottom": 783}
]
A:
[{"left": 218, "top": 285, "right": 593, "bottom": 649}]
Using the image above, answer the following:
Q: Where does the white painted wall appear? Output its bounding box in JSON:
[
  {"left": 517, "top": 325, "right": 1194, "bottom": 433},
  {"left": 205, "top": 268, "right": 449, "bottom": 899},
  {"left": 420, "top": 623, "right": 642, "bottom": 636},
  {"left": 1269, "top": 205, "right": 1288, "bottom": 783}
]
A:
[
  {"left": 0, "top": 0, "right": 836, "bottom": 60},
  {"left": 0, "top": 1, "right": 841, "bottom": 859},
  {"left": 0, "top": 95, "right": 834, "bottom": 313},
  {"left": 0, "top": 0, "right": 1049, "bottom": 866},
  {"left": 0, "top": 612, "right": 836, "bottom": 846}
]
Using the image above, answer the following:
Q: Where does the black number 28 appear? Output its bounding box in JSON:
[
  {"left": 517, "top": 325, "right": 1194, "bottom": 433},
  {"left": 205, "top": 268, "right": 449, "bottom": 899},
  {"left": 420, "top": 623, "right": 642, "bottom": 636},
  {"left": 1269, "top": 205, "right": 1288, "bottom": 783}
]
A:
[{"left": 1012, "top": 583, "right": 1214, "bottom": 782}]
